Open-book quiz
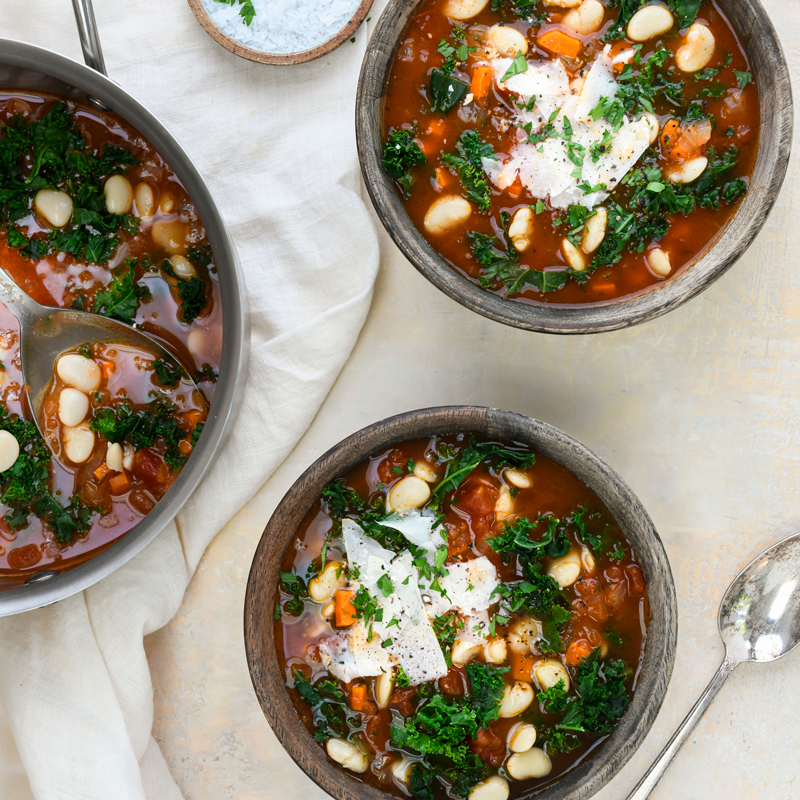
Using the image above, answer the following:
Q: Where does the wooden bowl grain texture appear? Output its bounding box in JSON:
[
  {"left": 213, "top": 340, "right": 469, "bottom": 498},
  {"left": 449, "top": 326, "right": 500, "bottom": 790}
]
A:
[
  {"left": 356, "top": 0, "right": 793, "bottom": 334},
  {"left": 244, "top": 406, "right": 678, "bottom": 800},
  {"left": 187, "top": 0, "right": 374, "bottom": 65}
]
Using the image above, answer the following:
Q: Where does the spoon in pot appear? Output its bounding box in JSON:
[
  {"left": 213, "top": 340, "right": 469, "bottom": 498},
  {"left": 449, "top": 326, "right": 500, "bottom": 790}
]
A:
[
  {"left": 0, "top": 268, "right": 199, "bottom": 438},
  {"left": 627, "top": 531, "right": 800, "bottom": 799}
]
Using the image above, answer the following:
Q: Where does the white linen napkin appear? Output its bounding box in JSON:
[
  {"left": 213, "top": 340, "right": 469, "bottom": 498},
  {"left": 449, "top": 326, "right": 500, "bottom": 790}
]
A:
[{"left": 0, "top": 1, "right": 379, "bottom": 797}]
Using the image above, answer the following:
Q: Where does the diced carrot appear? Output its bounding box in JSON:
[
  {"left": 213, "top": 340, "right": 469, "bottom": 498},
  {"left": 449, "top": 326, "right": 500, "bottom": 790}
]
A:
[
  {"left": 100, "top": 360, "right": 115, "bottom": 379},
  {"left": 510, "top": 650, "right": 535, "bottom": 682},
  {"left": 669, "top": 119, "right": 712, "bottom": 161},
  {"left": 506, "top": 177, "right": 523, "bottom": 201},
  {"left": 94, "top": 463, "right": 112, "bottom": 482},
  {"left": 591, "top": 281, "right": 616, "bottom": 293},
  {"left": 435, "top": 166, "right": 451, "bottom": 187},
  {"left": 537, "top": 30, "right": 582, "bottom": 60},
  {"left": 565, "top": 639, "right": 594, "bottom": 667},
  {"left": 181, "top": 409, "right": 205, "bottom": 426},
  {"left": 178, "top": 440, "right": 193, "bottom": 456},
  {"left": 108, "top": 472, "right": 130, "bottom": 494},
  {"left": 660, "top": 119, "right": 682, "bottom": 156},
  {"left": 425, "top": 118, "right": 447, "bottom": 138},
  {"left": 349, "top": 683, "right": 367, "bottom": 711},
  {"left": 335, "top": 589, "right": 357, "bottom": 627},
  {"left": 471, "top": 65, "right": 493, "bottom": 100}
]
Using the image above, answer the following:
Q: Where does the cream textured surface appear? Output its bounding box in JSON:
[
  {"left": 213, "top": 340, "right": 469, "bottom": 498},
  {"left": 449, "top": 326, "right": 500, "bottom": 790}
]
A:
[
  {"left": 0, "top": 0, "right": 378, "bottom": 798},
  {"left": 146, "top": 1, "right": 800, "bottom": 799}
]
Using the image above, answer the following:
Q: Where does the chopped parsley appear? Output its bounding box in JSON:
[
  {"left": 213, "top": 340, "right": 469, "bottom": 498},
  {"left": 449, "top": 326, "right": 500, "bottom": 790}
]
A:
[{"left": 441, "top": 130, "right": 496, "bottom": 212}]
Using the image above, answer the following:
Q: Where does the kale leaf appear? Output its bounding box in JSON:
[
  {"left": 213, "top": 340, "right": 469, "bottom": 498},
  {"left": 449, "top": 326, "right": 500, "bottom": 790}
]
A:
[
  {"left": 383, "top": 128, "right": 426, "bottom": 199},
  {"left": 91, "top": 260, "right": 149, "bottom": 322},
  {"left": 441, "top": 130, "right": 496, "bottom": 212},
  {"left": 465, "top": 662, "right": 509, "bottom": 728},
  {"left": 161, "top": 259, "right": 207, "bottom": 324},
  {"left": 430, "top": 70, "right": 469, "bottom": 114}
]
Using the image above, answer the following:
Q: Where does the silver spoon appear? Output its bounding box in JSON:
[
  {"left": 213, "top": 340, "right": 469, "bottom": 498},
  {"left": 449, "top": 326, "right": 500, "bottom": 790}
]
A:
[
  {"left": 628, "top": 531, "right": 800, "bottom": 799},
  {"left": 0, "top": 268, "right": 199, "bottom": 437}
]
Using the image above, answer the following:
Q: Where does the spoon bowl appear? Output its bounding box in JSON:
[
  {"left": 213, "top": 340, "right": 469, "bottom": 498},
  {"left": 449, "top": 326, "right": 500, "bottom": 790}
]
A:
[
  {"left": 628, "top": 531, "right": 800, "bottom": 799},
  {"left": 0, "top": 267, "right": 200, "bottom": 437}
]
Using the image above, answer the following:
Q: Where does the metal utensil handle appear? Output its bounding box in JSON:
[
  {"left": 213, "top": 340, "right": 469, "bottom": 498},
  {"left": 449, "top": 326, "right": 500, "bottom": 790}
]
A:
[
  {"left": 626, "top": 655, "right": 737, "bottom": 800},
  {"left": 0, "top": 269, "right": 47, "bottom": 328},
  {"left": 70, "top": 0, "right": 108, "bottom": 76}
]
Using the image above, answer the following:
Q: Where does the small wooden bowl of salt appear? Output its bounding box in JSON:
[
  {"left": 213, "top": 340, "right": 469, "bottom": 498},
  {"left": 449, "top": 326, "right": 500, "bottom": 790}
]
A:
[{"left": 188, "top": 0, "right": 373, "bottom": 64}]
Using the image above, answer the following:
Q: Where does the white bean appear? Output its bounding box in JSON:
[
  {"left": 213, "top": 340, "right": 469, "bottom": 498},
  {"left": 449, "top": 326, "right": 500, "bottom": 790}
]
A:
[
  {"left": 387, "top": 475, "right": 431, "bottom": 513},
  {"left": 506, "top": 747, "right": 552, "bottom": 780},
  {"left": 160, "top": 193, "right": 175, "bottom": 214},
  {"left": 103, "top": 174, "right": 133, "bottom": 215},
  {"left": 443, "top": 0, "right": 489, "bottom": 19},
  {"left": 135, "top": 182, "right": 156, "bottom": 218},
  {"left": 642, "top": 112, "right": 660, "bottom": 145},
  {"left": 562, "top": 238, "right": 586, "bottom": 271},
  {"left": 169, "top": 254, "right": 197, "bottom": 279},
  {"left": 666, "top": 155, "right": 708, "bottom": 184},
  {"left": 469, "top": 775, "right": 510, "bottom": 800},
  {"left": 488, "top": 25, "right": 529, "bottom": 57},
  {"left": 451, "top": 637, "right": 483, "bottom": 666},
  {"left": 543, "top": 0, "right": 581, "bottom": 7},
  {"left": 582, "top": 208, "right": 608, "bottom": 254},
  {"left": 321, "top": 600, "right": 335, "bottom": 619},
  {"left": 676, "top": 23, "right": 715, "bottom": 72},
  {"left": 506, "top": 616, "right": 541, "bottom": 654},
  {"left": 375, "top": 671, "right": 394, "bottom": 709},
  {"left": 63, "top": 423, "right": 95, "bottom": 464},
  {"left": 123, "top": 444, "right": 134, "bottom": 471},
  {"left": 34, "top": 189, "right": 73, "bottom": 228},
  {"left": 325, "top": 739, "right": 368, "bottom": 774},
  {"left": 484, "top": 637, "right": 508, "bottom": 665},
  {"left": 562, "top": 0, "right": 604, "bottom": 35},
  {"left": 494, "top": 486, "right": 513, "bottom": 520},
  {"left": 57, "top": 354, "right": 101, "bottom": 393},
  {"left": 413, "top": 462, "right": 439, "bottom": 483},
  {"left": 106, "top": 442, "right": 124, "bottom": 472},
  {"left": 647, "top": 247, "right": 672, "bottom": 277},
  {"left": 0, "top": 430, "right": 20, "bottom": 473},
  {"left": 151, "top": 220, "right": 189, "bottom": 254},
  {"left": 626, "top": 5, "right": 674, "bottom": 42},
  {"left": 499, "top": 681, "right": 534, "bottom": 718},
  {"left": 308, "top": 560, "right": 346, "bottom": 603},
  {"left": 534, "top": 658, "right": 570, "bottom": 691},
  {"left": 424, "top": 195, "right": 473, "bottom": 235},
  {"left": 509, "top": 207, "right": 534, "bottom": 253},
  {"left": 581, "top": 546, "right": 596, "bottom": 573},
  {"left": 58, "top": 388, "right": 89, "bottom": 427},
  {"left": 509, "top": 722, "right": 537, "bottom": 753},
  {"left": 391, "top": 758, "right": 413, "bottom": 784},
  {"left": 505, "top": 468, "right": 532, "bottom": 489},
  {"left": 548, "top": 551, "right": 582, "bottom": 588}
]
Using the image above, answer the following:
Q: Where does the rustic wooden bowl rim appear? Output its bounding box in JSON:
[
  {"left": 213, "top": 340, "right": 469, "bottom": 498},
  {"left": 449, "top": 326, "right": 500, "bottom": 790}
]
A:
[
  {"left": 187, "top": 0, "right": 375, "bottom": 65},
  {"left": 244, "top": 406, "right": 678, "bottom": 800},
  {"left": 355, "top": 0, "right": 794, "bottom": 334}
]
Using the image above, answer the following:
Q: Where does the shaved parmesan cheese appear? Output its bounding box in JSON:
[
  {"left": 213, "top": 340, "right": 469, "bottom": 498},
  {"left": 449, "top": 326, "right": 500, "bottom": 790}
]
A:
[
  {"left": 422, "top": 556, "right": 500, "bottom": 618},
  {"left": 486, "top": 53, "right": 655, "bottom": 209},
  {"left": 381, "top": 512, "right": 446, "bottom": 560},
  {"left": 340, "top": 520, "right": 448, "bottom": 685}
]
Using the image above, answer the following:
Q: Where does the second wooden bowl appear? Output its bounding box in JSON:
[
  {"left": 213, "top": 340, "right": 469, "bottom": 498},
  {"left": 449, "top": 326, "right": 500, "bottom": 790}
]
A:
[
  {"left": 244, "top": 406, "right": 678, "bottom": 800},
  {"left": 356, "top": 0, "right": 793, "bottom": 334}
]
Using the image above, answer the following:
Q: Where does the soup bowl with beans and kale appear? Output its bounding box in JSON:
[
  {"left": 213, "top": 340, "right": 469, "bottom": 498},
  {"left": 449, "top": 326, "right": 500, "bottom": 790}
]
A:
[
  {"left": 357, "top": 0, "right": 791, "bottom": 332},
  {"left": 245, "top": 408, "right": 677, "bottom": 800},
  {"left": 0, "top": 91, "right": 227, "bottom": 592}
]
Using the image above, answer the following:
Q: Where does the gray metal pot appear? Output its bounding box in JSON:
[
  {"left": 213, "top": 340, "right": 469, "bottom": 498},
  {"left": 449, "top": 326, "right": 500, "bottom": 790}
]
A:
[{"left": 0, "top": 1, "right": 250, "bottom": 615}]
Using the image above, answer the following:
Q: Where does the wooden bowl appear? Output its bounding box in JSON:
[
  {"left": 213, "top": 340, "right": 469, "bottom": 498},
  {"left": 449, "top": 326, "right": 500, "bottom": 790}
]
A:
[
  {"left": 356, "top": 0, "right": 793, "bottom": 334},
  {"left": 187, "top": 0, "right": 374, "bottom": 65},
  {"left": 244, "top": 406, "right": 678, "bottom": 800}
]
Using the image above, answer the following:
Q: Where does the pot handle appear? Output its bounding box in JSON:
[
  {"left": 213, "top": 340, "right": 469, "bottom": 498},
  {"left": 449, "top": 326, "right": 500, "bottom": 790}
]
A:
[{"left": 70, "top": 0, "right": 108, "bottom": 76}]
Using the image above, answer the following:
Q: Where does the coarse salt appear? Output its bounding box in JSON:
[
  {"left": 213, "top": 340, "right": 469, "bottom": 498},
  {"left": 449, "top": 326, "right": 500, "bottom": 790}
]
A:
[{"left": 200, "top": 0, "right": 362, "bottom": 55}]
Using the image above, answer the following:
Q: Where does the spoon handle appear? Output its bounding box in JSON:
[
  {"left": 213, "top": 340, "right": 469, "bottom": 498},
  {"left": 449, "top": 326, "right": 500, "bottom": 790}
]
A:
[{"left": 626, "top": 655, "right": 737, "bottom": 800}]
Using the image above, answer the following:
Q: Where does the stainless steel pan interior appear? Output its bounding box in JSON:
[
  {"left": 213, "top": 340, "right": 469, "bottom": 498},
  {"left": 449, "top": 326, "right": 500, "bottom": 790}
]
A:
[{"left": 0, "top": 32, "right": 250, "bottom": 615}]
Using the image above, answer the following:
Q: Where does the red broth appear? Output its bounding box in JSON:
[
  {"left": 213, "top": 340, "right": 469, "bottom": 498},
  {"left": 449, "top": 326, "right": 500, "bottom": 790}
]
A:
[
  {"left": 0, "top": 93, "right": 221, "bottom": 586},
  {"left": 275, "top": 434, "right": 649, "bottom": 798},
  {"left": 382, "top": 0, "right": 759, "bottom": 305}
]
